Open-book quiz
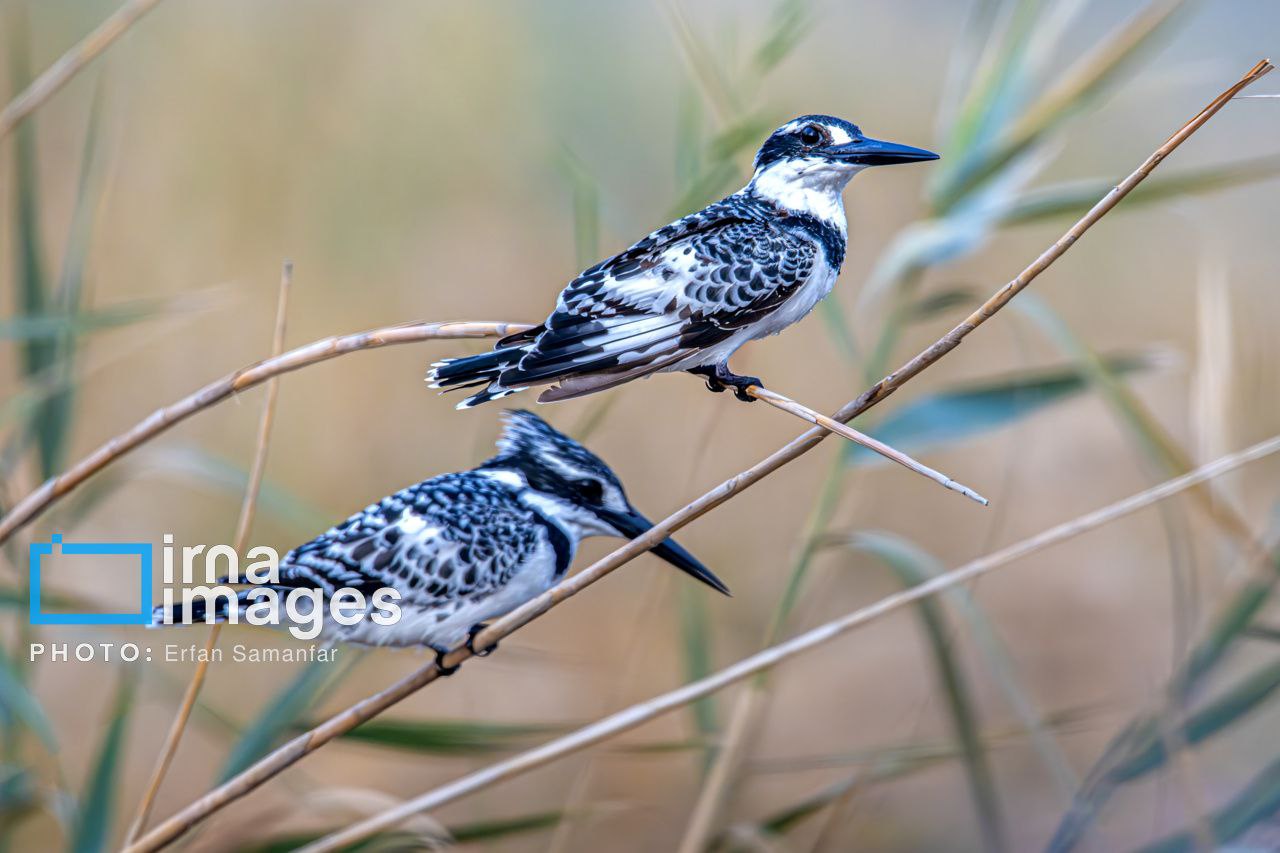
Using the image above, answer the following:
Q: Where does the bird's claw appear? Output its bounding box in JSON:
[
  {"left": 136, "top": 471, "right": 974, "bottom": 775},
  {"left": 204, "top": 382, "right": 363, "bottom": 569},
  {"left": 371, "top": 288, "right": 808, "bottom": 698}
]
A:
[
  {"left": 715, "top": 368, "right": 762, "bottom": 403},
  {"left": 466, "top": 623, "right": 498, "bottom": 658},
  {"left": 727, "top": 377, "right": 761, "bottom": 402},
  {"left": 430, "top": 643, "right": 461, "bottom": 676}
]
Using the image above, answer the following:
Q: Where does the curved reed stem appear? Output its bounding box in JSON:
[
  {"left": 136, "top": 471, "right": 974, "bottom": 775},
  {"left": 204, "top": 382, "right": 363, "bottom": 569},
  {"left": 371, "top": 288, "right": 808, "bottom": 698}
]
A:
[
  {"left": 123, "top": 56, "right": 1273, "bottom": 853},
  {"left": 300, "top": 434, "right": 1280, "bottom": 853},
  {"left": 0, "top": 320, "right": 531, "bottom": 545}
]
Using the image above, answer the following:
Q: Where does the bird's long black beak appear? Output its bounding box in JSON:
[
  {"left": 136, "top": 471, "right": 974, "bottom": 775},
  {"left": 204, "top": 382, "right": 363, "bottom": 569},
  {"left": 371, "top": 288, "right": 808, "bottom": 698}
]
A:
[
  {"left": 829, "top": 136, "right": 939, "bottom": 166},
  {"left": 601, "top": 509, "right": 730, "bottom": 596}
]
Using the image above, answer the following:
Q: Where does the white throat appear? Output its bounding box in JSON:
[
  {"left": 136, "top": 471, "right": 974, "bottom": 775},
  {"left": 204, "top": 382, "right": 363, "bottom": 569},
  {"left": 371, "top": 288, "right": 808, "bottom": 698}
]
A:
[
  {"left": 519, "top": 491, "right": 614, "bottom": 540},
  {"left": 747, "top": 156, "right": 859, "bottom": 234}
]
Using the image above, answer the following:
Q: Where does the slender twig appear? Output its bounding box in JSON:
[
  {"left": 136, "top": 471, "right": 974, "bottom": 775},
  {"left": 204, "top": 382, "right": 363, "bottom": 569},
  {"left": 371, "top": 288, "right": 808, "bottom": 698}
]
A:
[
  {"left": 123, "top": 57, "right": 1273, "bottom": 853},
  {"left": 0, "top": 320, "right": 530, "bottom": 544},
  {"left": 748, "top": 386, "right": 989, "bottom": 505},
  {"left": 0, "top": 0, "right": 168, "bottom": 141},
  {"left": 123, "top": 263, "right": 293, "bottom": 844},
  {"left": 299, "top": 435, "right": 1280, "bottom": 853}
]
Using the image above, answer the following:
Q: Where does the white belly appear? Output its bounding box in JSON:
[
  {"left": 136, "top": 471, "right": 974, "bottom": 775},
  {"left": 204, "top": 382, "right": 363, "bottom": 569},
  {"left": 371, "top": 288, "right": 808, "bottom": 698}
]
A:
[{"left": 670, "top": 255, "right": 838, "bottom": 371}]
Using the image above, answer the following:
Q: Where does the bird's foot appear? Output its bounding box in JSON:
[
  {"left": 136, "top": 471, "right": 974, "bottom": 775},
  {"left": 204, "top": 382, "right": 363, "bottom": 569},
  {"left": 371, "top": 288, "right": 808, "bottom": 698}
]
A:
[
  {"left": 687, "top": 365, "right": 727, "bottom": 394},
  {"left": 714, "top": 365, "right": 763, "bottom": 403},
  {"left": 466, "top": 623, "right": 498, "bottom": 658},
  {"left": 429, "top": 643, "right": 461, "bottom": 676}
]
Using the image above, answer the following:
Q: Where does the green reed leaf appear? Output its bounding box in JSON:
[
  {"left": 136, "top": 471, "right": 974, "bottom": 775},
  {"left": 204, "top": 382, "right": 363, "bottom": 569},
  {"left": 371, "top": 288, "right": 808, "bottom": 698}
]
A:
[
  {"left": 845, "top": 352, "right": 1157, "bottom": 466},
  {"left": 319, "top": 717, "right": 567, "bottom": 755},
  {"left": 1133, "top": 752, "right": 1280, "bottom": 853},
  {"left": 752, "top": 0, "right": 811, "bottom": 74},
  {"left": 70, "top": 671, "right": 135, "bottom": 853},
  {"left": 0, "top": 645, "right": 57, "bottom": 752},
  {"left": 239, "top": 808, "right": 569, "bottom": 852},
  {"left": 1001, "top": 157, "right": 1280, "bottom": 227},
  {"left": 934, "top": 0, "right": 1189, "bottom": 212},
  {"left": 219, "top": 660, "right": 336, "bottom": 782}
]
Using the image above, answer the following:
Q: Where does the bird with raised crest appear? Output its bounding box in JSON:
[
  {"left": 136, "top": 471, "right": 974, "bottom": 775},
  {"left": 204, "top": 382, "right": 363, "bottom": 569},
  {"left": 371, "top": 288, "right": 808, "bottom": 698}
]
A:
[
  {"left": 151, "top": 411, "right": 727, "bottom": 673},
  {"left": 429, "top": 115, "right": 937, "bottom": 407}
]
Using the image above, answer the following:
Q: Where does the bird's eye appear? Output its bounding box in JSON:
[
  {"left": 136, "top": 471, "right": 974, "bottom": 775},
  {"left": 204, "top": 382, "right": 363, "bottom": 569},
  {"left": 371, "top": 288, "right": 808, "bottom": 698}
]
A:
[
  {"left": 798, "top": 125, "right": 823, "bottom": 146},
  {"left": 575, "top": 479, "right": 604, "bottom": 503}
]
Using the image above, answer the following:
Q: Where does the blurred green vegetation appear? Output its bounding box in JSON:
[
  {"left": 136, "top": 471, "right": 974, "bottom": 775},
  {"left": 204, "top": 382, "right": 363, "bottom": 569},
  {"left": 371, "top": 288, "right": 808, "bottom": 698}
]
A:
[{"left": 1, "top": 0, "right": 1279, "bottom": 850}]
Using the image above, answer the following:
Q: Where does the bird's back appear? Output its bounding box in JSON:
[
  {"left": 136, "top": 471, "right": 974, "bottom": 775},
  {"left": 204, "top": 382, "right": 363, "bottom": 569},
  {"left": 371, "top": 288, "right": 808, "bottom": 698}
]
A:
[{"left": 431, "top": 192, "right": 834, "bottom": 405}]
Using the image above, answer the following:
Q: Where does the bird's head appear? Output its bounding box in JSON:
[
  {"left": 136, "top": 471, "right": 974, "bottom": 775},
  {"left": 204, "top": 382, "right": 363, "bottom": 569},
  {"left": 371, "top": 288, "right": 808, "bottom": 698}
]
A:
[
  {"left": 748, "top": 115, "right": 938, "bottom": 219},
  {"left": 480, "top": 410, "right": 729, "bottom": 595}
]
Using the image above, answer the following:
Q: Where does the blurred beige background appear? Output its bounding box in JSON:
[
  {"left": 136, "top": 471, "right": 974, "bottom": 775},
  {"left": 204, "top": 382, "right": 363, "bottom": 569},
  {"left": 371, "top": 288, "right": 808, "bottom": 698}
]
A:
[{"left": 3, "top": 0, "right": 1280, "bottom": 850}]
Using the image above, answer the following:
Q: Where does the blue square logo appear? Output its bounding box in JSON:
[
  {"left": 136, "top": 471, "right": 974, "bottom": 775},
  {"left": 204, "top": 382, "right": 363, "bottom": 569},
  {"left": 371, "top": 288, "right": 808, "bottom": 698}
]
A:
[{"left": 29, "top": 535, "right": 152, "bottom": 625}]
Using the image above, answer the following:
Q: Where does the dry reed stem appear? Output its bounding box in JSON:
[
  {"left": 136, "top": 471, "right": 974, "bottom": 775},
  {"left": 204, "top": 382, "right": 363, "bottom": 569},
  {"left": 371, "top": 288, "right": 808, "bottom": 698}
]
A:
[
  {"left": 0, "top": 320, "right": 531, "bottom": 545},
  {"left": 124, "top": 57, "right": 1273, "bottom": 853},
  {"left": 300, "top": 434, "right": 1280, "bottom": 853},
  {"left": 748, "top": 386, "right": 989, "bottom": 504},
  {"left": 673, "top": 57, "right": 1274, "bottom": 851},
  {"left": 123, "top": 263, "right": 294, "bottom": 844},
  {"left": 0, "top": 0, "right": 168, "bottom": 141}
]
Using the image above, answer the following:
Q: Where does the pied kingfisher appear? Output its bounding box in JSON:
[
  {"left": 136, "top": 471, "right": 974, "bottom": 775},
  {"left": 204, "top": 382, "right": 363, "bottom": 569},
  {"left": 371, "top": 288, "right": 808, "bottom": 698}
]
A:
[
  {"left": 429, "top": 115, "right": 937, "bottom": 407},
  {"left": 152, "top": 411, "right": 727, "bottom": 670}
]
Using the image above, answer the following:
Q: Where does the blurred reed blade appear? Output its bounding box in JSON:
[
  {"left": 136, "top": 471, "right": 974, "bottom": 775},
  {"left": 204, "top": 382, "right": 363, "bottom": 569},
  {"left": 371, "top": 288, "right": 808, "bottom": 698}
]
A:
[
  {"left": 1012, "top": 294, "right": 1198, "bottom": 484},
  {"left": 1132, "top": 753, "right": 1280, "bottom": 853},
  {"left": 836, "top": 532, "right": 1078, "bottom": 800},
  {"left": 0, "top": 766, "right": 37, "bottom": 837},
  {"left": 449, "top": 810, "right": 567, "bottom": 844},
  {"left": 1106, "top": 658, "right": 1280, "bottom": 787},
  {"left": 132, "top": 445, "right": 333, "bottom": 535},
  {"left": 0, "top": 300, "right": 171, "bottom": 342},
  {"left": 910, "top": 287, "right": 978, "bottom": 321},
  {"left": 241, "top": 809, "right": 569, "bottom": 853},
  {"left": 555, "top": 145, "right": 601, "bottom": 268},
  {"left": 667, "top": 160, "right": 740, "bottom": 220},
  {"left": 1048, "top": 552, "right": 1280, "bottom": 852},
  {"left": 936, "top": 0, "right": 1041, "bottom": 180},
  {"left": 7, "top": 16, "right": 54, "bottom": 475},
  {"left": 844, "top": 351, "right": 1158, "bottom": 465},
  {"left": 0, "top": 644, "right": 57, "bottom": 752},
  {"left": 933, "top": 0, "right": 1189, "bottom": 213},
  {"left": 314, "top": 718, "right": 569, "bottom": 755},
  {"left": 1000, "top": 156, "right": 1280, "bottom": 226},
  {"left": 70, "top": 671, "right": 135, "bottom": 853},
  {"left": 660, "top": 0, "right": 739, "bottom": 123},
  {"left": 0, "top": 584, "right": 78, "bottom": 611},
  {"left": 843, "top": 532, "right": 1007, "bottom": 852},
  {"left": 219, "top": 660, "right": 337, "bottom": 783},
  {"left": 41, "top": 78, "right": 106, "bottom": 481},
  {"left": 678, "top": 584, "right": 719, "bottom": 772},
  {"left": 751, "top": 0, "right": 811, "bottom": 74},
  {"left": 749, "top": 708, "right": 1090, "bottom": 775},
  {"left": 817, "top": 299, "right": 859, "bottom": 364}
]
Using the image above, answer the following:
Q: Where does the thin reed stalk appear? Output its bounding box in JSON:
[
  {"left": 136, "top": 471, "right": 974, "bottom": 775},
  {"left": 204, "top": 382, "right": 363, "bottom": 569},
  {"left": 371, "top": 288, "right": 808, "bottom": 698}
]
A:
[
  {"left": 299, "top": 434, "right": 1280, "bottom": 853},
  {"left": 123, "top": 262, "right": 293, "bottom": 844},
  {"left": 121, "top": 58, "right": 1272, "bottom": 853},
  {"left": 748, "top": 386, "right": 988, "bottom": 504},
  {"left": 0, "top": 0, "right": 169, "bottom": 141}
]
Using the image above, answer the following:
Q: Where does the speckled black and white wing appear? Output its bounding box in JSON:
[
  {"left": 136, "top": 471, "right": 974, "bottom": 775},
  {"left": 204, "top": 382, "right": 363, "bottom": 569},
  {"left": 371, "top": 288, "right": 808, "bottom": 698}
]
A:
[
  {"left": 430, "top": 193, "right": 824, "bottom": 405},
  {"left": 272, "top": 472, "right": 568, "bottom": 647}
]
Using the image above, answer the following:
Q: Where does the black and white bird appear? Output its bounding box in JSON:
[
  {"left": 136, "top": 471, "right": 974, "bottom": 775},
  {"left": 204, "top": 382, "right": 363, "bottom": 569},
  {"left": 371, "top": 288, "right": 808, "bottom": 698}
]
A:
[
  {"left": 152, "top": 411, "right": 727, "bottom": 669},
  {"left": 429, "top": 115, "right": 937, "bottom": 407}
]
